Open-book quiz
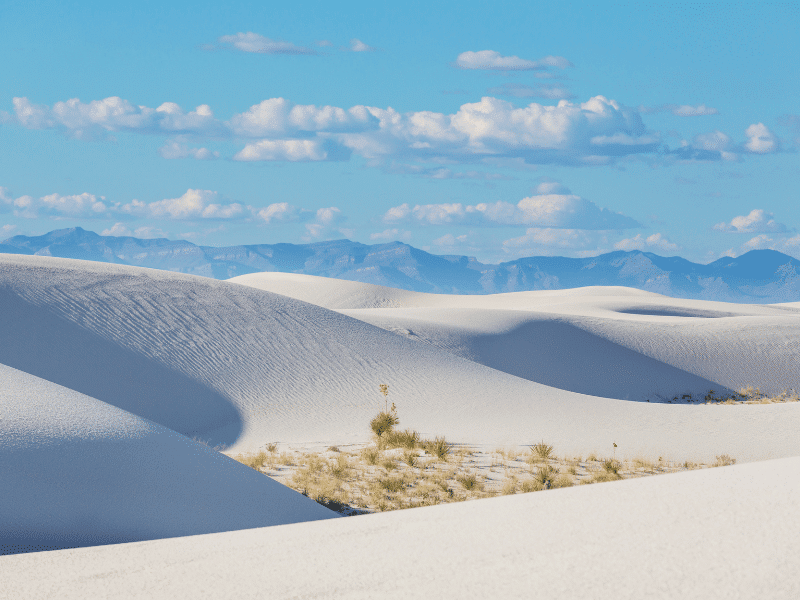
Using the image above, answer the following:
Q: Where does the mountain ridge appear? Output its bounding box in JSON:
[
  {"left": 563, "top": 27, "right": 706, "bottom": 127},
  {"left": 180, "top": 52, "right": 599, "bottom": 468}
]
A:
[{"left": 2, "top": 227, "right": 799, "bottom": 303}]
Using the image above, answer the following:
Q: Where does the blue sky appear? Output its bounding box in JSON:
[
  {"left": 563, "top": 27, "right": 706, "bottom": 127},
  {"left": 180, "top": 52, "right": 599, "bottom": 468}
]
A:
[{"left": 1, "top": 0, "right": 798, "bottom": 263}]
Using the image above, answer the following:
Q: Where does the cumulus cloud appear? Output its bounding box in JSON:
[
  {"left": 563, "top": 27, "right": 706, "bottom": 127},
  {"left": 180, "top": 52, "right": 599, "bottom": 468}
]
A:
[
  {"left": 744, "top": 123, "right": 779, "bottom": 153},
  {"left": 159, "top": 138, "right": 219, "bottom": 160},
  {"left": 218, "top": 32, "right": 316, "bottom": 55},
  {"left": 370, "top": 228, "right": 412, "bottom": 242},
  {"left": 234, "top": 139, "right": 331, "bottom": 161},
  {"left": 348, "top": 39, "right": 375, "bottom": 52},
  {"left": 122, "top": 189, "right": 244, "bottom": 220},
  {"left": 1, "top": 187, "right": 108, "bottom": 218},
  {"left": 720, "top": 233, "right": 800, "bottom": 259},
  {"left": 713, "top": 209, "right": 788, "bottom": 233},
  {"left": 487, "top": 83, "right": 575, "bottom": 100},
  {"left": 228, "top": 98, "right": 378, "bottom": 137},
  {"left": 639, "top": 104, "right": 719, "bottom": 116},
  {"left": 502, "top": 228, "right": 601, "bottom": 257},
  {"left": 614, "top": 233, "right": 679, "bottom": 252},
  {"left": 454, "top": 50, "right": 572, "bottom": 71},
  {"left": 383, "top": 188, "right": 639, "bottom": 230},
  {"left": 252, "top": 203, "right": 301, "bottom": 225},
  {"left": 302, "top": 207, "right": 346, "bottom": 240},
  {"left": 101, "top": 223, "right": 167, "bottom": 238}
]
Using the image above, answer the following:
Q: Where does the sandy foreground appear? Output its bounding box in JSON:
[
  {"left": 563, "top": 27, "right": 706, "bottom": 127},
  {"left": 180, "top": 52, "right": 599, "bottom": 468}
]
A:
[{"left": 2, "top": 257, "right": 800, "bottom": 597}]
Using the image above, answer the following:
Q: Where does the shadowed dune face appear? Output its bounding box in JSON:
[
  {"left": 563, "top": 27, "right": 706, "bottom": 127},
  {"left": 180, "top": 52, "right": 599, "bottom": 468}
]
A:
[
  {"left": 0, "top": 286, "right": 243, "bottom": 448},
  {"left": 465, "top": 320, "right": 725, "bottom": 400},
  {"left": 614, "top": 306, "right": 735, "bottom": 318}
]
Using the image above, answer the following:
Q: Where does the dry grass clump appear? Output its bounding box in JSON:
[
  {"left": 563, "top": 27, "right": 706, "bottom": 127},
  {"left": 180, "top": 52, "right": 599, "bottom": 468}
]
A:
[
  {"left": 424, "top": 436, "right": 452, "bottom": 461},
  {"left": 713, "top": 454, "right": 736, "bottom": 467},
  {"left": 231, "top": 451, "right": 268, "bottom": 471},
  {"left": 670, "top": 386, "right": 800, "bottom": 405},
  {"left": 531, "top": 441, "right": 554, "bottom": 461}
]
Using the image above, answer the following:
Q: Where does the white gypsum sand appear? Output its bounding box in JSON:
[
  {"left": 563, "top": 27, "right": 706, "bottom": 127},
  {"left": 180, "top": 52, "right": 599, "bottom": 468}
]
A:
[
  {"left": 2, "top": 255, "right": 800, "bottom": 598},
  {"left": 4, "top": 457, "right": 800, "bottom": 599}
]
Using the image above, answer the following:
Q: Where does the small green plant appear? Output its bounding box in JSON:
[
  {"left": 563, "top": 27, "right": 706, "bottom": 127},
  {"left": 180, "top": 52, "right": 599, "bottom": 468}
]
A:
[
  {"left": 456, "top": 472, "right": 479, "bottom": 491},
  {"left": 424, "top": 436, "right": 451, "bottom": 461},
  {"left": 370, "top": 410, "right": 399, "bottom": 437},
  {"left": 531, "top": 441, "right": 554, "bottom": 460}
]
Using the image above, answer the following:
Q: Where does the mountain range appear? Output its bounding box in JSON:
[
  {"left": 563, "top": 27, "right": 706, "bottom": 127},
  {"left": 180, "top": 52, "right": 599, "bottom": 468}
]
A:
[{"left": 2, "top": 227, "right": 799, "bottom": 303}]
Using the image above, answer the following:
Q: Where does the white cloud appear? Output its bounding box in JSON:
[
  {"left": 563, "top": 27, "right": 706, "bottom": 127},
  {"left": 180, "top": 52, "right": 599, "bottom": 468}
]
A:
[
  {"left": 302, "top": 207, "right": 346, "bottom": 241},
  {"left": 1, "top": 223, "right": 17, "bottom": 237},
  {"left": 713, "top": 209, "right": 788, "bottom": 233},
  {"left": 1, "top": 187, "right": 108, "bottom": 218},
  {"left": 639, "top": 104, "right": 719, "bottom": 116},
  {"left": 454, "top": 50, "right": 572, "bottom": 71},
  {"left": 159, "top": 139, "right": 219, "bottom": 160},
  {"left": 228, "top": 98, "right": 377, "bottom": 137},
  {"left": 502, "top": 228, "right": 601, "bottom": 257},
  {"left": 721, "top": 234, "right": 800, "bottom": 259},
  {"left": 744, "top": 123, "right": 778, "bottom": 153},
  {"left": 100, "top": 223, "right": 167, "bottom": 238},
  {"left": 349, "top": 39, "right": 375, "bottom": 52},
  {"left": 487, "top": 83, "right": 575, "bottom": 100},
  {"left": 614, "top": 233, "right": 679, "bottom": 252},
  {"left": 122, "top": 189, "right": 244, "bottom": 220},
  {"left": 233, "top": 139, "right": 330, "bottom": 161},
  {"left": 370, "top": 228, "right": 412, "bottom": 242},
  {"left": 383, "top": 190, "right": 639, "bottom": 230},
  {"left": 218, "top": 32, "right": 316, "bottom": 55},
  {"left": 253, "top": 203, "right": 300, "bottom": 225}
]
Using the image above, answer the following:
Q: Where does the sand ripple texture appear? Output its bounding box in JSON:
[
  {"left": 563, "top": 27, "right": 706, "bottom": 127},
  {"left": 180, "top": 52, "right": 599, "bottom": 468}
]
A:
[{"left": 1, "top": 255, "right": 799, "bottom": 462}]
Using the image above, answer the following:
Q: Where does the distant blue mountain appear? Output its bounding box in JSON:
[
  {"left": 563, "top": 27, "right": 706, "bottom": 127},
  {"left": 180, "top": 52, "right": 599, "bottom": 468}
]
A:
[{"left": 3, "top": 227, "right": 800, "bottom": 303}]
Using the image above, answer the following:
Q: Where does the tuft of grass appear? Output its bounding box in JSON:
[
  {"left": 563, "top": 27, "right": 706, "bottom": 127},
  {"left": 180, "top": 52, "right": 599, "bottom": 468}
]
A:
[
  {"left": 603, "top": 459, "right": 621, "bottom": 475},
  {"left": 361, "top": 447, "right": 380, "bottom": 465},
  {"left": 534, "top": 465, "right": 558, "bottom": 488},
  {"left": 233, "top": 451, "right": 268, "bottom": 471},
  {"left": 403, "top": 451, "right": 418, "bottom": 468},
  {"left": 531, "top": 441, "right": 554, "bottom": 460},
  {"left": 456, "top": 472, "right": 479, "bottom": 491},
  {"left": 714, "top": 454, "right": 736, "bottom": 467},
  {"left": 266, "top": 442, "right": 278, "bottom": 453},
  {"left": 520, "top": 479, "right": 544, "bottom": 493},
  {"left": 370, "top": 410, "right": 399, "bottom": 437},
  {"left": 327, "top": 445, "right": 340, "bottom": 453},
  {"left": 379, "top": 476, "right": 405, "bottom": 493},
  {"left": 329, "top": 454, "right": 350, "bottom": 479},
  {"left": 502, "top": 477, "right": 518, "bottom": 495},
  {"left": 383, "top": 429, "right": 420, "bottom": 450},
  {"left": 424, "top": 436, "right": 451, "bottom": 461}
]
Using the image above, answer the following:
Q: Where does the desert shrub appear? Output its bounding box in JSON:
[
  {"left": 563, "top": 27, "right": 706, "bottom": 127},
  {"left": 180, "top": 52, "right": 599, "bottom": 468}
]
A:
[
  {"left": 379, "top": 476, "right": 405, "bottom": 493},
  {"left": 266, "top": 442, "right": 278, "bottom": 453},
  {"left": 521, "top": 479, "right": 544, "bottom": 493},
  {"left": 329, "top": 454, "right": 350, "bottom": 479},
  {"left": 403, "top": 451, "right": 418, "bottom": 468},
  {"left": 371, "top": 410, "right": 399, "bottom": 437},
  {"left": 382, "top": 458, "right": 397, "bottom": 471},
  {"left": 531, "top": 441, "right": 554, "bottom": 460},
  {"left": 534, "top": 465, "right": 558, "bottom": 488},
  {"left": 456, "top": 473, "right": 479, "bottom": 491},
  {"left": 233, "top": 451, "right": 268, "bottom": 471},
  {"left": 361, "top": 447, "right": 380, "bottom": 465},
  {"left": 327, "top": 445, "right": 340, "bottom": 453},
  {"left": 384, "top": 429, "right": 420, "bottom": 450},
  {"left": 552, "top": 474, "right": 574, "bottom": 488},
  {"left": 714, "top": 454, "right": 736, "bottom": 467},
  {"left": 424, "top": 436, "right": 451, "bottom": 461},
  {"left": 502, "top": 478, "right": 518, "bottom": 495},
  {"left": 589, "top": 470, "right": 622, "bottom": 483},
  {"left": 603, "top": 459, "right": 621, "bottom": 475}
]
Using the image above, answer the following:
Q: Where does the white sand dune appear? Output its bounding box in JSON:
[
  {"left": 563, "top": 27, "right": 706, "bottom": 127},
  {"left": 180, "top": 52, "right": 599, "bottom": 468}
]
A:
[
  {"left": 5, "top": 457, "right": 799, "bottom": 599},
  {"left": 3, "top": 257, "right": 800, "bottom": 593},
  {"left": 1, "top": 255, "right": 799, "bottom": 464},
  {"left": 0, "top": 363, "right": 337, "bottom": 555},
  {"left": 233, "top": 272, "right": 800, "bottom": 399}
]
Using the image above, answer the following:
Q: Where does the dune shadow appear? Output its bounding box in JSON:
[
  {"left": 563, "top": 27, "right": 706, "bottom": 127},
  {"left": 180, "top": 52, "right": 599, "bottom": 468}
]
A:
[
  {"left": 616, "top": 306, "right": 734, "bottom": 318},
  {"left": 469, "top": 319, "right": 727, "bottom": 401},
  {"left": 0, "top": 288, "right": 242, "bottom": 447}
]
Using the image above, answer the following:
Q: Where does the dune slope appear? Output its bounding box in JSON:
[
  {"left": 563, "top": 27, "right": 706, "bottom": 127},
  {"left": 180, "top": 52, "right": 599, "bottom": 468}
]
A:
[
  {"left": 0, "top": 364, "right": 337, "bottom": 555},
  {"left": 4, "top": 456, "right": 799, "bottom": 599}
]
